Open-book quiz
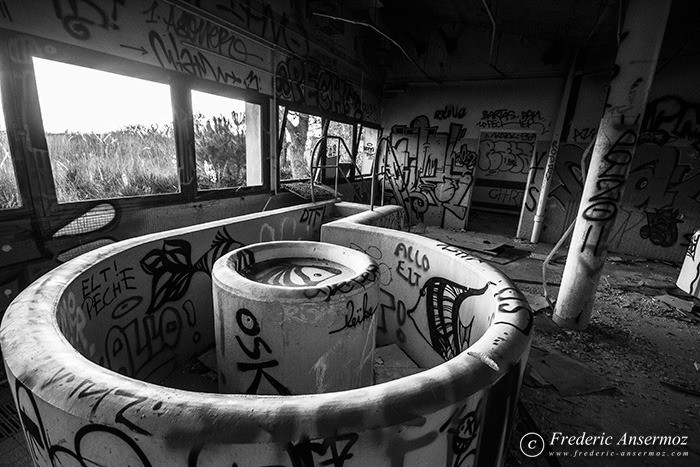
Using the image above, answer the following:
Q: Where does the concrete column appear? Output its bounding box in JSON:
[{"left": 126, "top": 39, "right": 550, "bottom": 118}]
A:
[
  {"left": 553, "top": 0, "right": 671, "bottom": 330},
  {"left": 245, "top": 102, "right": 263, "bottom": 186},
  {"left": 530, "top": 52, "right": 578, "bottom": 243}
]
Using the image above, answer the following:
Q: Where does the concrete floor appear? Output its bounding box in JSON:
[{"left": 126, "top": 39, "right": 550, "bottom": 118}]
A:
[{"left": 1, "top": 226, "right": 698, "bottom": 466}]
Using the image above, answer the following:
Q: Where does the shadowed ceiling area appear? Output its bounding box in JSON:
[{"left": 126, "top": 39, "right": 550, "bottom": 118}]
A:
[{"left": 309, "top": 0, "right": 700, "bottom": 82}]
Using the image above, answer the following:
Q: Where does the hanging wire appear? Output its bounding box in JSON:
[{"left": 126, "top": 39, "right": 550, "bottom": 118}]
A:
[{"left": 311, "top": 12, "right": 443, "bottom": 85}]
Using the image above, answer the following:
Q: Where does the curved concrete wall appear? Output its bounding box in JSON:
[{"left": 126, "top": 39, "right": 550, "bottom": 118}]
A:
[{"left": 1, "top": 200, "right": 532, "bottom": 466}]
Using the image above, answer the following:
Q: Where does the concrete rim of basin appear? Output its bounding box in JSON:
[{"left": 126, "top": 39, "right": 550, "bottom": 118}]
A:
[
  {"left": 0, "top": 231, "right": 528, "bottom": 446},
  {"left": 213, "top": 240, "right": 379, "bottom": 301}
]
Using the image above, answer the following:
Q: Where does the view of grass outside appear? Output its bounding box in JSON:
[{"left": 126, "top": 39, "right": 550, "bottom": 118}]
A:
[
  {"left": 192, "top": 90, "right": 249, "bottom": 190},
  {"left": 34, "top": 57, "right": 179, "bottom": 203},
  {"left": 0, "top": 86, "right": 22, "bottom": 210},
  {"left": 44, "top": 126, "right": 178, "bottom": 202},
  {"left": 4, "top": 57, "right": 375, "bottom": 208}
]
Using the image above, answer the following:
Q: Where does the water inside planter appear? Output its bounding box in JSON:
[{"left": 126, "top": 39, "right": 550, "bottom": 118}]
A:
[{"left": 241, "top": 257, "right": 355, "bottom": 288}]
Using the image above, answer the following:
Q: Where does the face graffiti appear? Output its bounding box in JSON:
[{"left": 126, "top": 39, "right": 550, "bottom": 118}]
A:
[
  {"left": 245, "top": 259, "right": 345, "bottom": 287},
  {"left": 407, "top": 277, "right": 490, "bottom": 361}
]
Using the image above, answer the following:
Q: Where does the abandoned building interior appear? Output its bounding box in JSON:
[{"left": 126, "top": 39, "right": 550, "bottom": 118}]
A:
[{"left": 0, "top": 0, "right": 699, "bottom": 465}]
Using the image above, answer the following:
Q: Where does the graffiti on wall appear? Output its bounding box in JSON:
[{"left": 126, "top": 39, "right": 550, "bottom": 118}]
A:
[
  {"left": 52, "top": 0, "right": 125, "bottom": 41},
  {"left": 385, "top": 116, "right": 477, "bottom": 229},
  {"left": 275, "top": 56, "right": 375, "bottom": 120},
  {"left": 572, "top": 127, "right": 598, "bottom": 142},
  {"left": 215, "top": 0, "right": 310, "bottom": 57},
  {"left": 477, "top": 108, "right": 548, "bottom": 135},
  {"left": 548, "top": 94, "right": 700, "bottom": 255},
  {"left": 146, "top": 3, "right": 264, "bottom": 89},
  {"left": 471, "top": 131, "right": 537, "bottom": 213},
  {"left": 434, "top": 104, "right": 467, "bottom": 121},
  {"left": 640, "top": 96, "right": 700, "bottom": 150},
  {"left": 477, "top": 132, "right": 536, "bottom": 176},
  {"left": 6, "top": 0, "right": 381, "bottom": 117}
]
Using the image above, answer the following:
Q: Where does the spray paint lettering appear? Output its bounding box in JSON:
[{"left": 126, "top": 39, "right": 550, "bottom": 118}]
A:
[{"left": 386, "top": 116, "right": 476, "bottom": 229}]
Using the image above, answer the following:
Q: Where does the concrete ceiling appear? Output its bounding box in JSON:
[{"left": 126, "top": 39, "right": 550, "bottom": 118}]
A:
[
  {"left": 316, "top": 0, "right": 699, "bottom": 50},
  {"left": 309, "top": 0, "right": 700, "bottom": 80},
  {"left": 375, "top": 0, "right": 620, "bottom": 47}
]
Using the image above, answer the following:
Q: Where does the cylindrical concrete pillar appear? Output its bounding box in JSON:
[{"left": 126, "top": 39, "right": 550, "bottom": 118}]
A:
[
  {"left": 553, "top": 0, "right": 672, "bottom": 330},
  {"left": 529, "top": 51, "right": 579, "bottom": 243},
  {"left": 213, "top": 241, "right": 379, "bottom": 395}
]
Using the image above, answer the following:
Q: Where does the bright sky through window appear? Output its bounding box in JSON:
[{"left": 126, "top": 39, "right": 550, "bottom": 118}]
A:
[
  {"left": 33, "top": 57, "right": 174, "bottom": 133},
  {"left": 192, "top": 90, "right": 245, "bottom": 117}
]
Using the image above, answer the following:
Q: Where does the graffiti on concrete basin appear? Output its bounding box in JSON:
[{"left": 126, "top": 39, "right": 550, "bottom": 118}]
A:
[
  {"left": 245, "top": 258, "right": 345, "bottom": 287},
  {"left": 140, "top": 227, "right": 244, "bottom": 313},
  {"left": 81, "top": 260, "right": 138, "bottom": 319},
  {"left": 302, "top": 264, "right": 379, "bottom": 302},
  {"left": 329, "top": 292, "right": 376, "bottom": 334},
  {"left": 350, "top": 243, "right": 392, "bottom": 286},
  {"left": 440, "top": 399, "right": 483, "bottom": 467},
  {"left": 105, "top": 299, "right": 197, "bottom": 379},
  {"left": 493, "top": 287, "right": 533, "bottom": 336},
  {"left": 394, "top": 242, "right": 430, "bottom": 288},
  {"left": 407, "top": 277, "right": 490, "bottom": 361},
  {"left": 231, "top": 307, "right": 291, "bottom": 395},
  {"left": 15, "top": 376, "right": 152, "bottom": 466},
  {"left": 286, "top": 432, "right": 359, "bottom": 465}
]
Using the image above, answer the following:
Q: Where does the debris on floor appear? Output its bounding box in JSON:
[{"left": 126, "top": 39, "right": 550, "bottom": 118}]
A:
[{"left": 527, "top": 346, "right": 615, "bottom": 397}]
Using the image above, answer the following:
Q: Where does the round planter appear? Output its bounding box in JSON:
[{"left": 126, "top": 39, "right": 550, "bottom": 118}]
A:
[{"left": 212, "top": 241, "right": 380, "bottom": 395}]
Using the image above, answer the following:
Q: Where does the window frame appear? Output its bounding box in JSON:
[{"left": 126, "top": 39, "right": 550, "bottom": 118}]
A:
[
  {"left": 276, "top": 105, "right": 325, "bottom": 183},
  {"left": 355, "top": 123, "right": 382, "bottom": 179},
  {"left": 24, "top": 42, "right": 187, "bottom": 215},
  {"left": 1, "top": 31, "right": 271, "bottom": 220},
  {"left": 275, "top": 103, "right": 381, "bottom": 187},
  {"left": 188, "top": 79, "right": 270, "bottom": 200},
  {"left": 0, "top": 34, "right": 35, "bottom": 221}
]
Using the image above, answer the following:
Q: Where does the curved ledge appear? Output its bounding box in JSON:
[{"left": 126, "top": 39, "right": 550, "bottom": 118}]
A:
[{"left": 1, "top": 201, "right": 532, "bottom": 466}]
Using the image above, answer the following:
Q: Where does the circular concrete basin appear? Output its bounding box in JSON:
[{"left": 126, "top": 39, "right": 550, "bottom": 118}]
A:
[{"left": 0, "top": 203, "right": 532, "bottom": 466}]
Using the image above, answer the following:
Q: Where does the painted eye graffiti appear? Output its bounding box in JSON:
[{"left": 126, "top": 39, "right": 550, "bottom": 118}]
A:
[{"left": 252, "top": 262, "right": 344, "bottom": 287}]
